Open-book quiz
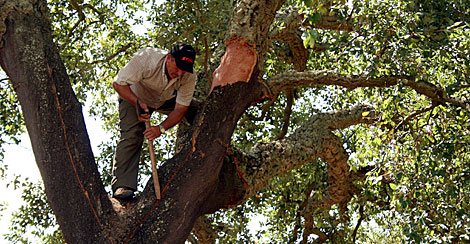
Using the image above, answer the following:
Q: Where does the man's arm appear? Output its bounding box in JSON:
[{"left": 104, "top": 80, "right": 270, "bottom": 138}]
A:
[
  {"left": 112, "top": 82, "right": 150, "bottom": 122},
  {"left": 143, "top": 102, "right": 189, "bottom": 141},
  {"left": 113, "top": 82, "right": 138, "bottom": 106}
]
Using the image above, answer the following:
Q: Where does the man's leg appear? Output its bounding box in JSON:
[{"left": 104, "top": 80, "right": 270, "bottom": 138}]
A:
[{"left": 111, "top": 98, "right": 146, "bottom": 195}]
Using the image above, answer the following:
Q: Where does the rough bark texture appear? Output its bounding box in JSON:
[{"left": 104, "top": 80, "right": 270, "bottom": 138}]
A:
[
  {"left": 214, "top": 105, "right": 379, "bottom": 207},
  {"left": 227, "top": 0, "right": 287, "bottom": 70},
  {"left": 191, "top": 216, "right": 218, "bottom": 244},
  {"left": 270, "top": 6, "right": 308, "bottom": 71}
]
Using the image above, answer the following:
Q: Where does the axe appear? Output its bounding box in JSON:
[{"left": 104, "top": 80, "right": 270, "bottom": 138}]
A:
[
  {"left": 146, "top": 121, "right": 161, "bottom": 199},
  {"left": 138, "top": 100, "right": 161, "bottom": 199}
]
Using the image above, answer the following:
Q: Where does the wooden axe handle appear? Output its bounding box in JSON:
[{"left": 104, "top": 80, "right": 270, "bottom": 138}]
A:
[{"left": 146, "top": 121, "right": 161, "bottom": 199}]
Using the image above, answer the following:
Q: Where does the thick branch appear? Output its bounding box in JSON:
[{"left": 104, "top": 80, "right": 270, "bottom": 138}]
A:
[
  {"left": 266, "top": 70, "right": 408, "bottom": 94},
  {"left": 270, "top": 8, "right": 342, "bottom": 69},
  {"left": 271, "top": 8, "right": 353, "bottom": 37},
  {"left": 305, "top": 15, "right": 353, "bottom": 32},
  {"left": 271, "top": 29, "right": 308, "bottom": 71},
  {"left": 227, "top": 105, "right": 378, "bottom": 206},
  {"left": 266, "top": 70, "right": 469, "bottom": 111},
  {"left": 270, "top": 7, "right": 308, "bottom": 70},
  {"left": 0, "top": 4, "right": 115, "bottom": 243},
  {"left": 405, "top": 80, "right": 470, "bottom": 111},
  {"left": 191, "top": 216, "right": 217, "bottom": 244},
  {"left": 227, "top": 0, "right": 287, "bottom": 68},
  {"left": 278, "top": 88, "right": 294, "bottom": 139},
  {"left": 304, "top": 228, "right": 328, "bottom": 244},
  {"left": 187, "top": 234, "right": 198, "bottom": 244},
  {"left": 270, "top": 6, "right": 304, "bottom": 38}
]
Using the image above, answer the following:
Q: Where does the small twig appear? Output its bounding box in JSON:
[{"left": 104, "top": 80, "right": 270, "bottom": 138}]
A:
[
  {"left": 238, "top": 96, "right": 278, "bottom": 125},
  {"left": 61, "top": 20, "right": 102, "bottom": 49},
  {"left": 69, "top": 0, "right": 85, "bottom": 19},
  {"left": 290, "top": 210, "right": 302, "bottom": 242},
  {"left": 352, "top": 204, "right": 364, "bottom": 243},
  {"left": 61, "top": 3, "right": 104, "bottom": 49},
  {"left": 91, "top": 43, "right": 134, "bottom": 64},
  {"left": 394, "top": 102, "right": 437, "bottom": 131},
  {"left": 259, "top": 98, "right": 277, "bottom": 119},
  {"left": 66, "top": 0, "right": 86, "bottom": 39},
  {"left": 66, "top": 18, "right": 85, "bottom": 40},
  {"left": 395, "top": 131, "right": 410, "bottom": 143},
  {"left": 194, "top": 0, "right": 212, "bottom": 86},
  {"left": 82, "top": 4, "right": 102, "bottom": 16},
  {"left": 278, "top": 89, "right": 294, "bottom": 139}
]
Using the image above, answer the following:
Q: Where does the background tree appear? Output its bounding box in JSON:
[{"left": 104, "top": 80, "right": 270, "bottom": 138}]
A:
[{"left": 0, "top": 0, "right": 469, "bottom": 243}]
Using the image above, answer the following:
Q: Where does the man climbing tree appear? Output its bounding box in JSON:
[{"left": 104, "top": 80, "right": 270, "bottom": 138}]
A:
[{"left": 111, "top": 44, "right": 197, "bottom": 199}]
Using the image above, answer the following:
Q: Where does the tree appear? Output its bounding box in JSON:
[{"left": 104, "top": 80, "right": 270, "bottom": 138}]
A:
[{"left": 0, "top": 0, "right": 469, "bottom": 243}]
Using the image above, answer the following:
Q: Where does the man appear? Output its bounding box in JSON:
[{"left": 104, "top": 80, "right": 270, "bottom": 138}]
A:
[{"left": 111, "top": 44, "right": 197, "bottom": 199}]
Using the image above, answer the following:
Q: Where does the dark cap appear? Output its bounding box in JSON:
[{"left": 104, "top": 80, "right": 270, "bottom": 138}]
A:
[{"left": 170, "top": 44, "right": 196, "bottom": 73}]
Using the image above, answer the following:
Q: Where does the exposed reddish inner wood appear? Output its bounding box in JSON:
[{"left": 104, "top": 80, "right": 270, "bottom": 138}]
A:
[{"left": 211, "top": 39, "right": 257, "bottom": 91}]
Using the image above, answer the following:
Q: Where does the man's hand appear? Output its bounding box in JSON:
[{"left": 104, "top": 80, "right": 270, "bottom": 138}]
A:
[
  {"left": 136, "top": 99, "right": 151, "bottom": 122},
  {"left": 143, "top": 126, "right": 161, "bottom": 141}
]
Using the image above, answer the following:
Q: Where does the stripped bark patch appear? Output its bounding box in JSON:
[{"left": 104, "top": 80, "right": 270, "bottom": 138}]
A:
[{"left": 211, "top": 37, "right": 257, "bottom": 91}]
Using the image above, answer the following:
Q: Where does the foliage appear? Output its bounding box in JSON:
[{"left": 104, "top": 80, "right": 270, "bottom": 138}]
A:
[
  {"left": 1, "top": 0, "right": 469, "bottom": 243},
  {"left": 0, "top": 76, "right": 25, "bottom": 175},
  {"left": 3, "top": 176, "right": 63, "bottom": 244}
]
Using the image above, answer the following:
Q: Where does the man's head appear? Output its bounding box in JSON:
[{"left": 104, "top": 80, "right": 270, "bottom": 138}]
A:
[
  {"left": 166, "top": 44, "right": 195, "bottom": 80},
  {"left": 170, "top": 44, "right": 195, "bottom": 73}
]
